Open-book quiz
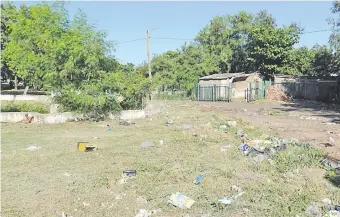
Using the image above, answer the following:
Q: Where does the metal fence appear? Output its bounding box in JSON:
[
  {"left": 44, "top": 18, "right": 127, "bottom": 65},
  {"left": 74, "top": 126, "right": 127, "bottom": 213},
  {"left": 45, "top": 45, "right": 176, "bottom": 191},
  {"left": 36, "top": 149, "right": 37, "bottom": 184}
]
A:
[
  {"left": 274, "top": 80, "right": 340, "bottom": 103},
  {"left": 245, "top": 80, "right": 272, "bottom": 102},
  {"left": 194, "top": 84, "right": 232, "bottom": 101}
]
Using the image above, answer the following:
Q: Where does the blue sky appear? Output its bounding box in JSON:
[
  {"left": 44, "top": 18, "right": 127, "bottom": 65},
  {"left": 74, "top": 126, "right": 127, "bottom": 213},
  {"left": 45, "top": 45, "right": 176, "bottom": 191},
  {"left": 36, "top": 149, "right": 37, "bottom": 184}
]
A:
[{"left": 14, "top": 1, "right": 336, "bottom": 65}]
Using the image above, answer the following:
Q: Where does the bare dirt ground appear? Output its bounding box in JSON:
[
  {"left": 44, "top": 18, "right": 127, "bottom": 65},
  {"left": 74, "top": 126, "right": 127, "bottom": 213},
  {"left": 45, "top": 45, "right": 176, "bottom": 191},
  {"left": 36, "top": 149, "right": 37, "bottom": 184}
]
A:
[{"left": 197, "top": 100, "right": 340, "bottom": 160}]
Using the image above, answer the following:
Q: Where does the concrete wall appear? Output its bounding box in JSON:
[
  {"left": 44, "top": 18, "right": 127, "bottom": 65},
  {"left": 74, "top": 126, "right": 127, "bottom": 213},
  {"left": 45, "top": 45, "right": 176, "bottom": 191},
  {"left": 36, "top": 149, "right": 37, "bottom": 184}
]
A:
[
  {"left": 0, "top": 95, "right": 49, "bottom": 102},
  {"left": 1, "top": 110, "right": 146, "bottom": 124},
  {"left": 0, "top": 112, "right": 40, "bottom": 123}
]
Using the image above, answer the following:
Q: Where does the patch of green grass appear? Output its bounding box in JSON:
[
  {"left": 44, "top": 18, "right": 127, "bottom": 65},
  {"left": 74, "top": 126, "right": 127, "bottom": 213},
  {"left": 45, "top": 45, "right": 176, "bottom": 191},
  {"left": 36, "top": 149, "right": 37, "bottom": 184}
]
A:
[
  {"left": 271, "top": 143, "right": 325, "bottom": 173},
  {"left": 1, "top": 101, "right": 49, "bottom": 113}
]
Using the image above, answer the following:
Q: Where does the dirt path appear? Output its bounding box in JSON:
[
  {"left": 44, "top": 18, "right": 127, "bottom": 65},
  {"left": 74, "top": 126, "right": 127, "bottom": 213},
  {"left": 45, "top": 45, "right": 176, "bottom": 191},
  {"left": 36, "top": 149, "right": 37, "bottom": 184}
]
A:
[{"left": 197, "top": 100, "right": 340, "bottom": 160}]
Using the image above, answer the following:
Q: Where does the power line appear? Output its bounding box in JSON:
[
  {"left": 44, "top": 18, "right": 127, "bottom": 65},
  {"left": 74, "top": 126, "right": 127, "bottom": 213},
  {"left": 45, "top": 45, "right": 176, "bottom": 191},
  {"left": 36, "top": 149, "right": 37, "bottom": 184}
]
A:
[
  {"left": 150, "top": 37, "right": 195, "bottom": 41},
  {"left": 115, "top": 28, "right": 333, "bottom": 45},
  {"left": 300, "top": 29, "right": 332, "bottom": 34},
  {"left": 116, "top": 38, "right": 145, "bottom": 44}
]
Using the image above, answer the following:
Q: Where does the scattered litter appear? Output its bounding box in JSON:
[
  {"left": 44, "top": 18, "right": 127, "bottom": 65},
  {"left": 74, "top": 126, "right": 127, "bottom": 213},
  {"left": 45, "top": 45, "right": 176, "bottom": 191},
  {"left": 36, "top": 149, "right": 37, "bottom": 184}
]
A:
[
  {"left": 218, "top": 197, "right": 234, "bottom": 205},
  {"left": 227, "top": 121, "right": 237, "bottom": 127},
  {"left": 219, "top": 125, "right": 227, "bottom": 130},
  {"left": 77, "top": 142, "right": 97, "bottom": 152},
  {"left": 24, "top": 146, "right": 41, "bottom": 151},
  {"left": 159, "top": 140, "right": 164, "bottom": 145},
  {"left": 123, "top": 170, "right": 136, "bottom": 177},
  {"left": 115, "top": 194, "right": 123, "bottom": 200},
  {"left": 328, "top": 210, "right": 340, "bottom": 217},
  {"left": 137, "top": 196, "right": 148, "bottom": 205},
  {"left": 93, "top": 136, "right": 99, "bottom": 140},
  {"left": 323, "top": 198, "right": 332, "bottom": 205},
  {"left": 83, "top": 202, "right": 90, "bottom": 207},
  {"left": 168, "top": 192, "right": 195, "bottom": 209},
  {"left": 63, "top": 172, "right": 71, "bottom": 177},
  {"left": 231, "top": 185, "right": 242, "bottom": 192},
  {"left": 135, "top": 209, "right": 149, "bottom": 217},
  {"left": 220, "top": 145, "right": 231, "bottom": 152},
  {"left": 305, "top": 203, "right": 321, "bottom": 217},
  {"left": 193, "top": 175, "right": 204, "bottom": 184},
  {"left": 300, "top": 116, "right": 319, "bottom": 121},
  {"left": 218, "top": 190, "right": 245, "bottom": 205},
  {"left": 119, "top": 120, "right": 135, "bottom": 126},
  {"left": 236, "top": 129, "right": 245, "bottom": 137},
  {"left": 324, "top": 122, "right": 336, "bottom": 125},
  {"left": 107, "top": 124, "right": 112, "bottom": 131},
  {"left": 141, "top": 141, "right": 154, "bottom": 148},
  {"left": 240, "top": 139, "right": 287, "bottom": 161},
  {"left": 165, "top": 120, "right": 174, "bottom": 126},
  {"left": 322, "top": 158, "right": 340, "bottom": 169},
  {"left": 61, "top": 212, "right": 73, "bottom": 217},
  {"left": 119, "top": 173, "right": 135, "bottom": 184},
  {"left": 183, "top": 124, "right": 193, "bottom": 130},
  {"left": 329, "top": 137, "right": 335, "bottom": 143},
  {"left": 323, "top": 143, "right": 334, "bottom": 147}
]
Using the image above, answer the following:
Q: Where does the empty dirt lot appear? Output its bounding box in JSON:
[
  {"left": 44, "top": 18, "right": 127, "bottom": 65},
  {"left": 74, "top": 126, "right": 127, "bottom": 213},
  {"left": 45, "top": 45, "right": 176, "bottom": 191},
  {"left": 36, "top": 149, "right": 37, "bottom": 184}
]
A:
[
  {"left": 198, "top": 100, "right": 340, "bottom": 160},
  {"left": 2, "top": 100, "right": 339, "bottom": 217}
]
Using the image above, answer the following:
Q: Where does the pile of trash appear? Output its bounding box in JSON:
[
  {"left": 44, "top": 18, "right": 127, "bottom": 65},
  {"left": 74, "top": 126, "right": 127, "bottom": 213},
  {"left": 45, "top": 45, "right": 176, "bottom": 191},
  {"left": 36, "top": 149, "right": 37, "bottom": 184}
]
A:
[
  {"left": 267, "top": 85, "right": 290, "bottom": 102},
  {"left": 239, "top": 136, "right": 291, "bottom": 162},
  {"left": 305, "top": 199, "right": 340, "bottom": 217}
]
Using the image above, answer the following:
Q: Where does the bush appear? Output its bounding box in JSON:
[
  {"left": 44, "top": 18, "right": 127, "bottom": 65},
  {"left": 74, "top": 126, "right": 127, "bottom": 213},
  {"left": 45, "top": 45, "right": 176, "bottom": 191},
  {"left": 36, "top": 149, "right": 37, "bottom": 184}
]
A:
[
  {"left": 1, "top": 102, "right": 49, "bottom": 113},
  {"left": 53, "top": 84, "right": 122, "bottom": 121},
  {"left": 53, "top": 71, "right": 151, "bottom": 120}
]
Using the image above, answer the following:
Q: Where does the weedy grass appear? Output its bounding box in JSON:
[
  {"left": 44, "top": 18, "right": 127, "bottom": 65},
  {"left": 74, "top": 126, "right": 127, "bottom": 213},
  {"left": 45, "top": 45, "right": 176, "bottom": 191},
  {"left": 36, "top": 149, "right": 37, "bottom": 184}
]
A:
[{"left": 1, "top": 100, "right": 339, "bottom": 217}]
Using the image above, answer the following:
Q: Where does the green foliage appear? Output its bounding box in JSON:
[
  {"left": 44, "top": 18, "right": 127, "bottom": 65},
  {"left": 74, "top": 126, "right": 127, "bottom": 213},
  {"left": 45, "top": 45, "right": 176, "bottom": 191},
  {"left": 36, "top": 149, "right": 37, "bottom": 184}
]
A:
[
  {"left": 54, "top": 71, "right": 151, "bottom": 116},
  {"left": 273, "top": 143, "right": 324, "bottom": 173},
  {"left": 1, "top": 102, "right": 48, "bottom": 113},
  {"left": 3, "top": 3, "right": 116, "bottom": 90},
  {"left": 53, "top": 83, "right": 122, "bottom": 116},
  {"left": 247, "top": 25, "right": 300, "bottom": 76}
]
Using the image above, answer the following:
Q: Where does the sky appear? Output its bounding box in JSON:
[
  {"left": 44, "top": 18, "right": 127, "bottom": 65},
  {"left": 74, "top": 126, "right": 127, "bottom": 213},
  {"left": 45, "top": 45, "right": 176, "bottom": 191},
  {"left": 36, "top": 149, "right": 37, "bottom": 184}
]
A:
[{"left": 14, "top": 1, "right": 336, "bottom": 65}]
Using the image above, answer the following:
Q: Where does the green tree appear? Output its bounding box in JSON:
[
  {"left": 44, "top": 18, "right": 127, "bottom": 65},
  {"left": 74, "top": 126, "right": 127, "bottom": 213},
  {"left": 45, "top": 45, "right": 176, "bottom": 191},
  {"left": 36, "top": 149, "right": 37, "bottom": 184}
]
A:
[
  {"left": 282, "top": 47, "right": 315, "bottom": 76},
  {"left": 247, "top": 25, "right": 300, "bottom": 76},
  {"left": 1, "top": 2, "right": 17, "bottom": 84}
]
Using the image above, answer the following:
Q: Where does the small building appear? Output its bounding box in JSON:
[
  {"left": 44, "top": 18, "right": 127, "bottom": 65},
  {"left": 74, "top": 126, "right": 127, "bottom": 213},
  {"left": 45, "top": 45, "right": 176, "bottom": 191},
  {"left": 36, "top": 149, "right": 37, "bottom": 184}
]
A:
[{"left": 199, "top": 72, "right": 263, "bottom": 99}]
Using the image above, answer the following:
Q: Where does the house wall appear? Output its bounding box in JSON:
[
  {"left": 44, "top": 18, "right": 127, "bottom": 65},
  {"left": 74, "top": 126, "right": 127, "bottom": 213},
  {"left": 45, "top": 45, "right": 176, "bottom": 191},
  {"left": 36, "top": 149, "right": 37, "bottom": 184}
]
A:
[{"left": 232, "top": 74, "right": 262, "bottom": 98}]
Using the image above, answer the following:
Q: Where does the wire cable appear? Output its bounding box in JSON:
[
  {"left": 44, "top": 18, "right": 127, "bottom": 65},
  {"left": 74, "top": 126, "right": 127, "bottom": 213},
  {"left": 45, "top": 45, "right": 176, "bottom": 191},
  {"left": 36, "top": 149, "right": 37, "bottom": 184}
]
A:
[
  {"left": 116, "top": 29, "right": 333, "bottom": 45},
  {"left": 116, "top": 38, "right": 146, "bottom": 44}
]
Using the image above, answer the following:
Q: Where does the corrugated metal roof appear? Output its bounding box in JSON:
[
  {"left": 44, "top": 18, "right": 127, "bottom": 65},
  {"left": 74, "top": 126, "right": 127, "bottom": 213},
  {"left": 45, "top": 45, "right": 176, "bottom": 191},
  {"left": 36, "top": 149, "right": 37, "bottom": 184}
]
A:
[{"left": 199, "top": 72, "right": 246, "bottom": 80}]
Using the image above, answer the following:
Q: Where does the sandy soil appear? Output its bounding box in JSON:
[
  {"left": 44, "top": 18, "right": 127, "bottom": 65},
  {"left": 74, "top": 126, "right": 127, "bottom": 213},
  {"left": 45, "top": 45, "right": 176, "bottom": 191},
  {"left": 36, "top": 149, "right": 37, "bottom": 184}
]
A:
[{"left": 197, "top": 100, "right": 340, "bottom": 160}]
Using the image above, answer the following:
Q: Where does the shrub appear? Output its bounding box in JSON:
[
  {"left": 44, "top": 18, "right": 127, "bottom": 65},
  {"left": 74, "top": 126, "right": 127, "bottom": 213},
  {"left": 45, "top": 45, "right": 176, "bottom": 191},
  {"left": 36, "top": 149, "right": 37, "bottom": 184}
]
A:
[
  {"left": 53, "top": 71, "right": 151, "bottom": 120},
  {"left": 1, "top": 102, "right": 49, "bottom": 113}
]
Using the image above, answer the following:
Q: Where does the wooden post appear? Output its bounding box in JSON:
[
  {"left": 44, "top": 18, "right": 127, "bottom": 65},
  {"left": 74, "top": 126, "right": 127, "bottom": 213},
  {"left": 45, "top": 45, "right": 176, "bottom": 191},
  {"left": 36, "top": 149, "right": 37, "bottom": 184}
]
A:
[{"left": 14, "top": 75, "right": 17, "bottom": 90}]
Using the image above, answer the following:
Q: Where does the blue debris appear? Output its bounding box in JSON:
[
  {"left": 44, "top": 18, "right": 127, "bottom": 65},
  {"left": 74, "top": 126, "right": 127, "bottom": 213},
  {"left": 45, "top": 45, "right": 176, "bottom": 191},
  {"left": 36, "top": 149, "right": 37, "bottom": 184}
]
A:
[{"left": 194, "top": 175, "right": 204, "bottom": 184}]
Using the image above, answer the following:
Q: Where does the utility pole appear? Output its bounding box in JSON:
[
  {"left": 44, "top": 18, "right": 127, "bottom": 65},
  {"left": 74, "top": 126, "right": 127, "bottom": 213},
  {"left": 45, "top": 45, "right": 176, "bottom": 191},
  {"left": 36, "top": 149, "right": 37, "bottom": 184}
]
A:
[{"left": 146, "top": 29, "right": 151, "bottom": 80}]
